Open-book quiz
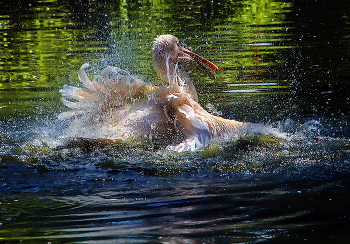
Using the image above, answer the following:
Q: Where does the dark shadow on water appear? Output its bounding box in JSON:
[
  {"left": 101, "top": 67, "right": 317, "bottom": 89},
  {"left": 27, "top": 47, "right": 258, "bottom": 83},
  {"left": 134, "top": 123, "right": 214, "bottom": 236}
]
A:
[{"left": 1, "top": 117, "right": 350, "bottom": 243}]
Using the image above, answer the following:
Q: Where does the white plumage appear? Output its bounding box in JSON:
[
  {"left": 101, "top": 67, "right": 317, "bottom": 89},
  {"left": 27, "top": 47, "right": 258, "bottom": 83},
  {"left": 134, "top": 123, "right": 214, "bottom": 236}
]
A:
[{"left": 59, "top": 35, "right": 284, "bottom": 151}]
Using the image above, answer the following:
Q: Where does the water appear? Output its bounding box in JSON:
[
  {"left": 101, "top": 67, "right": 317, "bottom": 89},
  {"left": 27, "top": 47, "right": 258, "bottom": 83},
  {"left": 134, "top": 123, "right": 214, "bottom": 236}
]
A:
[{"left": 1, "top": 0, "right": 350, "bottom": 243}]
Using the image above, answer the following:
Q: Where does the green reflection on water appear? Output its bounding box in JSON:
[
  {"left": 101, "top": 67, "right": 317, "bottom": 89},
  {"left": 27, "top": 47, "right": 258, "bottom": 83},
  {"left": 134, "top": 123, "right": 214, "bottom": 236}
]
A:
[
  {"left": 0, "top": 194, "right": 77, "bottom": 243},
  {"left": 0, "top": 0, "right": 293, "bottom": 119}
]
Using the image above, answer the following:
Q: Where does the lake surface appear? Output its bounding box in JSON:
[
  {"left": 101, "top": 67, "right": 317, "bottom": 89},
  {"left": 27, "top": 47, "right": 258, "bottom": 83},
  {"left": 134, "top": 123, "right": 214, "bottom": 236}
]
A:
[{"left": 1, "top": 0, "right": 350, "bottom": 243}]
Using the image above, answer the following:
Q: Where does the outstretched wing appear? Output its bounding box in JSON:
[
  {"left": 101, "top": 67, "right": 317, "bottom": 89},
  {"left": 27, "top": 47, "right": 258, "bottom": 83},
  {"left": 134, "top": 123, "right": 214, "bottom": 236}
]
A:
[{"left": 59, "top": 63, "right": 154, "bottom": 120}]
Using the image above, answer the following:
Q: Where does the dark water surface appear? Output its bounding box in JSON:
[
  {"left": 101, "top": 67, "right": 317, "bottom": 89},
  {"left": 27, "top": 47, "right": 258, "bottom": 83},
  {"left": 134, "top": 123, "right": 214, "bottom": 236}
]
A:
[{"left": 1, "top": 0, "right": 350, "bottom": 243}]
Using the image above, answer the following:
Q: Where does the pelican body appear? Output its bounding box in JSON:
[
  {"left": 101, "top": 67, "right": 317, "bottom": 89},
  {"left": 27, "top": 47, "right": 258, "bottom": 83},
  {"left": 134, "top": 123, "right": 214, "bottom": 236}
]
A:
[{"left": 59, "top": 35, "right": 282, "bottom": 151}]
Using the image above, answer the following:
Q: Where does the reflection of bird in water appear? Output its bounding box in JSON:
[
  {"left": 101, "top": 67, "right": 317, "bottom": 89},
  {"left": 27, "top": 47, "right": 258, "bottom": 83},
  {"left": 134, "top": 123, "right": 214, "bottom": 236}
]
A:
[{"left": 59, "top": 34, "right": 283, "bottom": 152}]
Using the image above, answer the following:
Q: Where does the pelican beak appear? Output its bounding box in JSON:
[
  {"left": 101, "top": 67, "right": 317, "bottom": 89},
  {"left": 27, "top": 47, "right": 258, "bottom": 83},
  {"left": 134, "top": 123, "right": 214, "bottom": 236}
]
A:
[{"left": 178, "top": 47, "right": 219, "bottom": 80}]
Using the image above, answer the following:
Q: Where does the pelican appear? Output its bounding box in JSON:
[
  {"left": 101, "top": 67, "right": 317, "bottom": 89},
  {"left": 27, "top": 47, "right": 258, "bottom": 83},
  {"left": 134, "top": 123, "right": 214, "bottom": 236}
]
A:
[{"left": 59, "top": 34, "right": 283, "bottom": 152}]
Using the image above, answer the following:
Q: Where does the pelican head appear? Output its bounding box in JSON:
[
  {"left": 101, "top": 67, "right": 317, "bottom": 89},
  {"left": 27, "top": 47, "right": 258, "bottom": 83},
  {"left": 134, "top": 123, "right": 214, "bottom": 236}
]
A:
[{"left": 153, "top": 35, "right": 219, "bottom": 100}]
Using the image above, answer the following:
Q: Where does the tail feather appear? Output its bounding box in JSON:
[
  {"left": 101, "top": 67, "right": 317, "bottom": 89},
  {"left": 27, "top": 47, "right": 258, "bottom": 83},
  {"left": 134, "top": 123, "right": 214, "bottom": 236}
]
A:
[
  {"left": 60, "top": 85, "right": 95, "bottom": 101},
  {"left": 78, "top": 63, "right": 98, "bottom": 92},
  {"left": 61, "top": 97, "right": 79, "bottom": 109},
  {"left": 57, "top": 110, "right": 85, "bottom": 120}
]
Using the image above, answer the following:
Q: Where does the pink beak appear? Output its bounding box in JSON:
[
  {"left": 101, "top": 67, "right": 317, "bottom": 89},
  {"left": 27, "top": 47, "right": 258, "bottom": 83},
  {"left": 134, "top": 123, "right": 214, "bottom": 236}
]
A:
[
  {"left": 177, "top": 47, "right": 219, "bottom": 80},
  {"left": 181, "top": 48, "right": 219, "bottom": 73}
]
